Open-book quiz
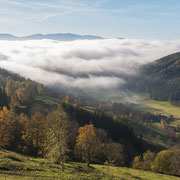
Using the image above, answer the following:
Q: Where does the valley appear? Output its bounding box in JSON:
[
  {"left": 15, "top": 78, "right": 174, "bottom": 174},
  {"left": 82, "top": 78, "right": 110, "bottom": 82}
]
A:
[
  {"left": 1, "top": 0, "right": 180, "bottom": 179},
  {"left": 0, "top": 44, "right": 180, "bottom": 180}
]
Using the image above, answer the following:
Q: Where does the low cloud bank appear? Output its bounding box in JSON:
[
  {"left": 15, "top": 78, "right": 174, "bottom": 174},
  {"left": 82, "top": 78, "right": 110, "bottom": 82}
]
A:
[{"left": 0, "top": 38, "right": 180, "bottom": 90}]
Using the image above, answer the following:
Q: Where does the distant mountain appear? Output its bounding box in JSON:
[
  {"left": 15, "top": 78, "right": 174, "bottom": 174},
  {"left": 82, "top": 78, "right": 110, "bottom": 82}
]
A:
[
  {"left": 0, "top": 34, "right": 18, "bottom": 40},
  {"left": 0, "top": 33, "right": 104, "bottom": 41},
  {"left": 136, "top": 52, "right": 180, "bottom": 102}
]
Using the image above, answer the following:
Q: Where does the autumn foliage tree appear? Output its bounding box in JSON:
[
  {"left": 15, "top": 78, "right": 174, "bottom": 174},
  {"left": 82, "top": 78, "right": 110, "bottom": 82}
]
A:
[
  {"left": 0, "top": 107, "right": 22, "bottom": 151},
  {"left": 169, "top": 149, "right": 180, "bottom": 175},
  {"left": 23, "top": 112, "right": 46, "bottom": 156},
  {"left": 142, "top": 150, "right": 155, "bottom": 171},
  {"left": 151, "top": 150, "right": 172, "bottom": 173},
  {"left": 76, "top": 124, "right": 99, "bottom": 167},
  {"left": 132, "top": 155, "right": 143, "bottom": 169},
  {"left": 104, "top": 142, "right": 127, "bottom": 166},
  {"left": 132, "top": 149, "right": 180, "bottom": 176},
  {"left": 45, "top": 106, "right": 74, "bottom": 170},
  {"left": 132, "top": 150, "right": 155, "bottom": 170},
  {"left": 4, "top": 78, "right": 37, "bottom": 114}
]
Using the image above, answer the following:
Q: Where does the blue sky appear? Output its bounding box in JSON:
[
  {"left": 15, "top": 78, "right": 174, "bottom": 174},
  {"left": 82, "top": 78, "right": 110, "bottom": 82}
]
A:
[{"left": 0, "top": 0, "right": 180, "bottom": 39}]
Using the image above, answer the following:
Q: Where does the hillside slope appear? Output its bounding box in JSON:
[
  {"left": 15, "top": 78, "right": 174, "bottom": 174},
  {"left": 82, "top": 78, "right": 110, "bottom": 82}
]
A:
[
  {"left": 136, "top": 52, "right": 180, "bottom": 102},
  {"left": 0, "top": 149, "right": 179, "bottom": 180}
]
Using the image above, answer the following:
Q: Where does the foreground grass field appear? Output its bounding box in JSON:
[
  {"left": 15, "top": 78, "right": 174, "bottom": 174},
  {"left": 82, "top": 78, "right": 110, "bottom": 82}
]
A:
[{"left": 0, "top": 149, "right": 179, "bottom": 180}]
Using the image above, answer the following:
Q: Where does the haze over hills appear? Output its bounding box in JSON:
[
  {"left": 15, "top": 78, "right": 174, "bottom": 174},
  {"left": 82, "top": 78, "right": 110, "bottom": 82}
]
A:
[{"left": 0, "top": 33, "right": 104, "bottom": 41}]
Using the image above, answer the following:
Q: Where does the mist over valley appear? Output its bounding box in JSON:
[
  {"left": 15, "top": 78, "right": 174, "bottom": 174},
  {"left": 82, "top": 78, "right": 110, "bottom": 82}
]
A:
[{"left": 0, "top": 38, "right": 180, "bottom": 100}]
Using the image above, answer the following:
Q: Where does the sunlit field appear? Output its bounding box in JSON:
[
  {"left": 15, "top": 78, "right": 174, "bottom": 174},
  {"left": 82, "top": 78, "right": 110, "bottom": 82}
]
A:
[{"left": 0, "top": 149, "right": 178, "bottom": 180}]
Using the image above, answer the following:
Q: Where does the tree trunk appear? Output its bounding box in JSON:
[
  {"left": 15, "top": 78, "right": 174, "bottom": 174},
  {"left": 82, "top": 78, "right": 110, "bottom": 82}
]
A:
[
  {"left": 61, "top": 161, "right": 64, "bottom": 171},
  {"left": 87, "top": 161, "right": 90, "bottom": 168}
]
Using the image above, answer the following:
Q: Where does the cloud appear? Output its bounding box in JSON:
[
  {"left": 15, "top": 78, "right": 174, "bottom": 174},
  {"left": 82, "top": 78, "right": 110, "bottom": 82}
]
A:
[
  {"left": 0, "top": 38, "right": 180, "bottom": 90},
  {"left": 36, "top": 15, "right": 56, "bottom": 22}
]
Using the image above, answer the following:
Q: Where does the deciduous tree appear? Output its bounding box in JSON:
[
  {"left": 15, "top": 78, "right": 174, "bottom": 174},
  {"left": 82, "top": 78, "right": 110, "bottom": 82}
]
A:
[
  {"left": 0, "top": 107, "right": 22, "bottom": 150},
  {"left": 23, "top": 112, "right": 46, "bottom": 156},
  {"left": 45, "top": 106, "right": 72, "bottom": 170},
  {"left": 76, "top": 124, "right": 98, "bottom": 167}
]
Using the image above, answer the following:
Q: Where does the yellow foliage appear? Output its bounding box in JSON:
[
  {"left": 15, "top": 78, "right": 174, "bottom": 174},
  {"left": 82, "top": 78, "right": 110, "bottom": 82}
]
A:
[
  {"left": 161, "top": 119, "right": 166, "bottom": 129},
  {"left": 151, "top": 150, "right": 172, "bottom": 173},
  {"left": 132, "top": 156, "right": 143, "bottom": 169},
  {"left": 3, "top": 106, "right": 8, "bottom": 111},
  {"left": 76, "top": 124, "right": 97, "bottom": 164},
  {"left": 0, "top": 108, "right": 17, "bottom": 148},
  {"left": 76, "top": 124, "right": 96, "bottom": 147}
]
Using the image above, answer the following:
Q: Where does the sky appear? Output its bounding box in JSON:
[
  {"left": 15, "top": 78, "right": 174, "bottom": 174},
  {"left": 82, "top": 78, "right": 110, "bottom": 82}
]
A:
[{"left": 0, "top": 0, "right": 180, "bottom": 39}]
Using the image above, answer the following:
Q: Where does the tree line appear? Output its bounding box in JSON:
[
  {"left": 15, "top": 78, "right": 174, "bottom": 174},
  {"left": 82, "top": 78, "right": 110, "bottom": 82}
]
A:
[
  {"left": 0, "top": 105, "right": 128, "bottom": 169},
  {"left": 132, "top": 149, "right": 180, "bottom": 176}
]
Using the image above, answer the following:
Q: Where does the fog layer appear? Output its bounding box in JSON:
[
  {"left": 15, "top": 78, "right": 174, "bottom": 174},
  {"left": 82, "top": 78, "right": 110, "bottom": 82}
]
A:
[{"left": 0, "top": 38, "right": 180, "bottom": 89}]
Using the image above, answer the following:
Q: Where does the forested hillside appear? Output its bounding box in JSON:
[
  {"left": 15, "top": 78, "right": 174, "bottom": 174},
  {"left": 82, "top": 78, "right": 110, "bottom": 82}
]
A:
[
  {"left": 135, "top": 52, "right": 180, "bottom": 103},
  {"left": 0, "top": 68, "right": 145, "bottom": 167},
  {"left": 0, "top": 67, "right": 180, "bottom": 177}
]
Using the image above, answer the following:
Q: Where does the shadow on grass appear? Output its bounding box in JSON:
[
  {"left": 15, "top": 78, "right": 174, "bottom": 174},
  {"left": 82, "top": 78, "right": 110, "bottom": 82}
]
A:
[
  {"left": 132, "top": 176, "right": 146, "bottom": 180},
  {"left": 0, "top": 167, "right": 10, "bottom": 171},
  {"left": 6, "top": 155, "right": 23, "bottom": 162},
  {"left": 70, "top": 164, "right": 96, "bottom": 173}
]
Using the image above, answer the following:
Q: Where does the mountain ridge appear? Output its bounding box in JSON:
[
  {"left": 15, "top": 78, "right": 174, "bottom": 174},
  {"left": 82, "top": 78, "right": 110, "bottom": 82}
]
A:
[{"left": 0, "top": 33, "right": 104, "bottom": 41}]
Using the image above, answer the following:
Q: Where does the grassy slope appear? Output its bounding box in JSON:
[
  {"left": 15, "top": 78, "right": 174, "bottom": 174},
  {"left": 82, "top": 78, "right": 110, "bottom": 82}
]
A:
[
  {"left": 0, "top": 149, "right": 179, "bottom": 180},
  {"left": 126, "top": 120, "right": 168, "bottom": 148},
  {"left": 37, "top": 93, "right": 180, "bottom": 125},
  {"left": 86, "top": 90, "right": 180, "bottom": 127},
  {"left": 81, "top": 90, "right": 180, "bottom": 148},
  {"left": 142, "top": 99, "right": 180, "bottom": 126},
  {"left": 117, "top": 93, "right": 180, "bottom": 146},
  {"left": 126, "top": 94, "right": 180, "bottom": 128},
  {"left": 35, "top": 96, "right": 60, "bottom": 106}
]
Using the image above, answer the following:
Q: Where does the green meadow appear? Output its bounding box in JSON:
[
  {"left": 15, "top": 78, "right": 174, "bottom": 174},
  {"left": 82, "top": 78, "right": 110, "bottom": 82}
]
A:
[{"left": 0, "top": 149, "right": 179, "bottom": 180}]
